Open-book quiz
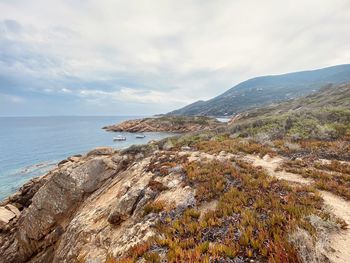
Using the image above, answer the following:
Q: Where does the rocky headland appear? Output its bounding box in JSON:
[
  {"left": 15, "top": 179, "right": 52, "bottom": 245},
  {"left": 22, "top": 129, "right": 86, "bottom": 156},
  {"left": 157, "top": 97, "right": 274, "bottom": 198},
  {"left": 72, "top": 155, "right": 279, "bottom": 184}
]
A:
[{"left": 103, "top": 116, "right": 222, "bottom": 133}]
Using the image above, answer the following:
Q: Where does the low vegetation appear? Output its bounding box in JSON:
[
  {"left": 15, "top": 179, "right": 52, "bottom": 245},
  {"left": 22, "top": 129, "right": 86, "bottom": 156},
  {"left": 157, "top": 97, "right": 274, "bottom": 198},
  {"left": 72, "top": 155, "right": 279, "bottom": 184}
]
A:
[
  {"left": 157, "top": 115, "right": 220, "bottom": 126},
  {"left": 229, "top": 107, "right": 350, "bottom": 141},
  {"left": 144, "top": 200, "right": 167, "bottom": 215},
  {"left": 229, "top": 84, "right": 350, "bottom": 142},
  {"left": 184, "top": 161, "right": 231, "bottom": 202},
  {"left": 117, "top": 159, "right": 328, "bottom": 262},
  {"left": 196, "top": 137, "right": 275, "bottom": 157}
]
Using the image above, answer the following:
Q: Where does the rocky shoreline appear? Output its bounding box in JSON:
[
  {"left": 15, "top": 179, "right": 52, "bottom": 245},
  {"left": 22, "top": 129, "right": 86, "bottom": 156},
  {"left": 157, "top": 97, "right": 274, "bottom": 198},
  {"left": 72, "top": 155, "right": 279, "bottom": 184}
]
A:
[
  {"left": 0, "top": 139, "right": 210, "bottom": 262},
  {"left": 0, "top": 145, "right": 153, "bottom": 262}
]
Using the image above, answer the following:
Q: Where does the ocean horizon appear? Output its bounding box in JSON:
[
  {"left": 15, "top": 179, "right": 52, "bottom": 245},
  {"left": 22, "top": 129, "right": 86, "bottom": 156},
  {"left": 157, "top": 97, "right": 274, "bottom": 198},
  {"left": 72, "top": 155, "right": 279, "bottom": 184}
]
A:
[{"left": 0, "top": 116, "right": 174, "bottom": 200}]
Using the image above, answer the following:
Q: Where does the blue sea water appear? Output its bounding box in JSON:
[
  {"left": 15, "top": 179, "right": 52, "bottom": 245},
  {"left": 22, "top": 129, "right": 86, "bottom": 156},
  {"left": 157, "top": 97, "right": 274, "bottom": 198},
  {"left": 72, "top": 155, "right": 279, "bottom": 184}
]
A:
[{"left": 0, "top": 116, "right": 174, "bottom": 200}]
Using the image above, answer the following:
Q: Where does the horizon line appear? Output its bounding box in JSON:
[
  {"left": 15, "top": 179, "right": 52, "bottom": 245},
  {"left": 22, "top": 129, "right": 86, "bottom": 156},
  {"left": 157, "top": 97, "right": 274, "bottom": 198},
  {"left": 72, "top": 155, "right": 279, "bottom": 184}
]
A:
[{"left": 0, "top": 114, "right": 154, "bottom": 118}]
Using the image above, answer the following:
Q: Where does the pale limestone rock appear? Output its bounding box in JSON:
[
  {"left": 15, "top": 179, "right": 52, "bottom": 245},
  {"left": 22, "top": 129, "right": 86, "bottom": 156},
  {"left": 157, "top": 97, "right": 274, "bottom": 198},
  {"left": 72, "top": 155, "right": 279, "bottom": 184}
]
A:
[
  {"left": 156, "top": 186, "right": 196, "bottom": 208},
  {"left": 158, "top": 173, "right": 182, "bottom": 189},
  {"left": 5, "top": 204, "right": 20, "bottom": 217},
  {"left": 162, "top": 140, "right": 174, "bottom": 150},
  {"left": 181, "top": 146, "right": 191, "bottom": 151},
  {"left": 0, "top": 207, "right": 16, "bottom": 224},
  {"left": 219, "top": 151, "right": 227, "bottom": 156},
  {"left": 262, "top": 154, "right": 272, "bottom": 161},
  {"left": 68, "top": 156, "right": 80, "bottom": 162},
  {"left": 177, "top": 151, "right": 189, "bottom": 157},
  {"left": 70, "top": 158, "right": 115, "bottom": 193},
  {"left": 107, "top": 188, "right": 144, "bottom": 225}
]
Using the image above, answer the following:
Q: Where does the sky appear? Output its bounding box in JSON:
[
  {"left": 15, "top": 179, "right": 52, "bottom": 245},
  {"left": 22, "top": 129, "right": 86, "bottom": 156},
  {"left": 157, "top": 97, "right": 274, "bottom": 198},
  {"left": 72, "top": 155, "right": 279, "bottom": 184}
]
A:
[{"left": 0, "top": 0, "right": 350, "bottom": 116}]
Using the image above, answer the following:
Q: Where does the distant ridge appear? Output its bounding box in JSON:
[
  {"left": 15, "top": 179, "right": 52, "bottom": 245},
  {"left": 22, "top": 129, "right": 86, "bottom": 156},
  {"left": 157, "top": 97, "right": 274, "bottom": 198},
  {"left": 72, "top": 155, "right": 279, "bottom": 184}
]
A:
[{"left": 167, "top": 64, "right": 350, "bottom": 116}]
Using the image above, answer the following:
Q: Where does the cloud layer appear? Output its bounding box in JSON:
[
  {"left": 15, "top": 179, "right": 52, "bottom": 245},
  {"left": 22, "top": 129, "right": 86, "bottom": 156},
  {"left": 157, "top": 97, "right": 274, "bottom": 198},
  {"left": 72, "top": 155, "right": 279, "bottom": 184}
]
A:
[{"left": 1, "top": 0, "right": 350, "bottom": 116}]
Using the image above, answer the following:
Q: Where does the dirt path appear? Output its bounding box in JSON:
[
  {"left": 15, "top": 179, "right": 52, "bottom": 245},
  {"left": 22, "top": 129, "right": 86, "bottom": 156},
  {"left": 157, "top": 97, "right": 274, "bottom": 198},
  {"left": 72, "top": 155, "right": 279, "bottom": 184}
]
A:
[
  {"left": 244, "top": 155, "right": 313, "bottom": 184},
  {"left": 320, "top": 191, "right": 350, "bottom": 263},
  {"left": 244, "top": 154, "right": 350, "bottom": 263}
]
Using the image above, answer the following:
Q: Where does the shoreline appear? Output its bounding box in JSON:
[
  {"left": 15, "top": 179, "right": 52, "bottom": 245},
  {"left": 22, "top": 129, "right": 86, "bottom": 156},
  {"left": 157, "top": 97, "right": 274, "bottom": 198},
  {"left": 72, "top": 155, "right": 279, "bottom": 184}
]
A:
[
  {"left": 1, "top": 115, "right": 225, "bottom": 201},
  {"left": 0, "top": 129, "right": 177, "bottom": 201}
]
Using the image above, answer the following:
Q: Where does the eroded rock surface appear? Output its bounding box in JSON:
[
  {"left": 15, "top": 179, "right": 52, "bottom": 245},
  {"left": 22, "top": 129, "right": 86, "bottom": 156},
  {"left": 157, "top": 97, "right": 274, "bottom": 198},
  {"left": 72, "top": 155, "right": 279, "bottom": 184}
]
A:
[{"left": 0, "top": 145, "right": 194, "bottom": 263}]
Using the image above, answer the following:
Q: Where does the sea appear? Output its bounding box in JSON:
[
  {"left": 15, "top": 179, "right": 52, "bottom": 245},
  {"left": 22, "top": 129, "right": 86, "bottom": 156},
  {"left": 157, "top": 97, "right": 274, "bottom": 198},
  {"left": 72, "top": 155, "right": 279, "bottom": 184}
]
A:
[{"left": 0, "top": 116, "right": 174, "bottom": 200}]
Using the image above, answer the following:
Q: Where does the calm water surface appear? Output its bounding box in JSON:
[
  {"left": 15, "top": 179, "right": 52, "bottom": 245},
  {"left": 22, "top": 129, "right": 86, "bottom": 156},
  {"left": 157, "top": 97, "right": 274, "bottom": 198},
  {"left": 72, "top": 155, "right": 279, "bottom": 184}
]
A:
[{"left": 0, "top": 116, "right": 173, "bottom": 200}]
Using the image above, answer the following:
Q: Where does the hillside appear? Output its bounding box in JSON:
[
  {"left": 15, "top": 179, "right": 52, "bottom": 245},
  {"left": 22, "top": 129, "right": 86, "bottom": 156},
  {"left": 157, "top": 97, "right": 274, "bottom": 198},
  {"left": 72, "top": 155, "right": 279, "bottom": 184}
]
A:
[
  {"left": 238, "top": 83, "right": 350, "bottom": 117},
  {"left": 0, "top": 84, "right": 349, "bottom": 263},
  {"left": 168, "top": 64, "right": 350, "bottom": 116},
  {"left": 228, "top": 83, "right": 350, "bottom": 141}
]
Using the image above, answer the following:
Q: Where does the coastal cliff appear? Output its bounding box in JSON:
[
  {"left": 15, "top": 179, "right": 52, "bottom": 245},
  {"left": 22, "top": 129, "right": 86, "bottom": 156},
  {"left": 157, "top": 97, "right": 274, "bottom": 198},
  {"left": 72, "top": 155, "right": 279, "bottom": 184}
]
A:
[{"left": 103, "top": 116, "right": 222, "bottom": 133}]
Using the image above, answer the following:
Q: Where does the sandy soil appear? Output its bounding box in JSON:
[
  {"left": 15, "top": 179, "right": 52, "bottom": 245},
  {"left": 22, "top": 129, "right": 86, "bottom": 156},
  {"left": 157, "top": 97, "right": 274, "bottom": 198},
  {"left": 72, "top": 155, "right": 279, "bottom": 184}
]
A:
[
  {"left": 244, "top": 154, "right": 313, "bottom": 184},
  {"left": 198, "top": 200, "right": 218, "bottom": 220},
  {"left": 321, "top": 191, "right": 350, "bottom": 263}
]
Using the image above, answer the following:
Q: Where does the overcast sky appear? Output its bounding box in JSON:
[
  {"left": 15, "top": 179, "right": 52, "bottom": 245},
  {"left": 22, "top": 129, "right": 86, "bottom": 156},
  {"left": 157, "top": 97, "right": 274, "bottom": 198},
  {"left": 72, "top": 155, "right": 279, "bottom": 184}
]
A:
[{"left": 1, "top": 0, "right": 350, "bottom": 116}]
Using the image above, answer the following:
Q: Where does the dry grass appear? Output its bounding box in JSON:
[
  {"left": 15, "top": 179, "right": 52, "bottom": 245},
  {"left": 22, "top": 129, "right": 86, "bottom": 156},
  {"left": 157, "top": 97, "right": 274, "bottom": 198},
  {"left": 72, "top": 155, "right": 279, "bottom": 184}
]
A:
[
  {"left": 144, "top": 200, "right": 167, "bottom": 215},
  {"left": 274, "top": 139, "right": 350, "bottom": 161},
  {"left": 195, "top": 138, "right": 275, "bottom": 157},
  {"left": 147, "top": 180, "right": 168, "bottom": 192}
]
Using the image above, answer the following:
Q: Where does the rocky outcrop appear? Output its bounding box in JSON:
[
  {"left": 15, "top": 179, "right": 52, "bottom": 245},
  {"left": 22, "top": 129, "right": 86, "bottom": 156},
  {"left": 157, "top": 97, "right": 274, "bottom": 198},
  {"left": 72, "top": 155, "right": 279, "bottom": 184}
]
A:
[
  {"left": 0, "top": 144, "right": 195, "bottom": 263},
  {"left": 103, "top": 115, "right": 222, "bottom": 133}
]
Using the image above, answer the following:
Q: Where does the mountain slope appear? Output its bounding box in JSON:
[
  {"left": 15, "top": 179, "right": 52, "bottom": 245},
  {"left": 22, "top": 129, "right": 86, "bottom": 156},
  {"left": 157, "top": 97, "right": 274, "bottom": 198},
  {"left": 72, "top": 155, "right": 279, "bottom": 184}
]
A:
[
  {"left": 236, "top": 83, "right": 350, "bottom": 119},
  {"left": 168, "top": 64, "right": 350, "bottom": 116},
  {"left": 228, "top": 83, "right": 350, "bottom": 141}
]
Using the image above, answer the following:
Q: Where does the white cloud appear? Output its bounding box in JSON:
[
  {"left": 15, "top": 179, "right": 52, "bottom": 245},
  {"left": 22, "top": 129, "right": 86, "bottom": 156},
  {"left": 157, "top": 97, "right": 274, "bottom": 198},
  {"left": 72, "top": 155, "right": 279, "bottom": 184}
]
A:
[
  {"left": 0, "top": 0, "right": 350, "bottom": 115},
  {"left": 10, "top": 95, "right": 23, "bottom": 103},
  {"left": 60, "top": 88, "right": 72, "bottom": 94},
  {"left": 78, "top": 87, "right": 193, "bottom": 105},
  {"left": 2, "top": 94, "right": 24, "bottom": 103}
]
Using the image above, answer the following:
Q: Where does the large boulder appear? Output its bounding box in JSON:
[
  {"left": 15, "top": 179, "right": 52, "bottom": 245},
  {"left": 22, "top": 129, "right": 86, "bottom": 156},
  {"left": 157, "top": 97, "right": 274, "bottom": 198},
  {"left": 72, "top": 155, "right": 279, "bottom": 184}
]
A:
[{"left": 20, "top": 158, "right": 115, "bottom": 241}]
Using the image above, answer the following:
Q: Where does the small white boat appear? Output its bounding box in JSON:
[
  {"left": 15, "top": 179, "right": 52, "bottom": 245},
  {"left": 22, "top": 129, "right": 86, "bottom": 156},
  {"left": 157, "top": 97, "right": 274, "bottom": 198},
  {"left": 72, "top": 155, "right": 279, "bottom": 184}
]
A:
[
  {"left": 113, "top": 135, "right": 126, "bottom": 141},
  {"left": 136, "top": 134, "right": 146, "bottom": 139}
]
